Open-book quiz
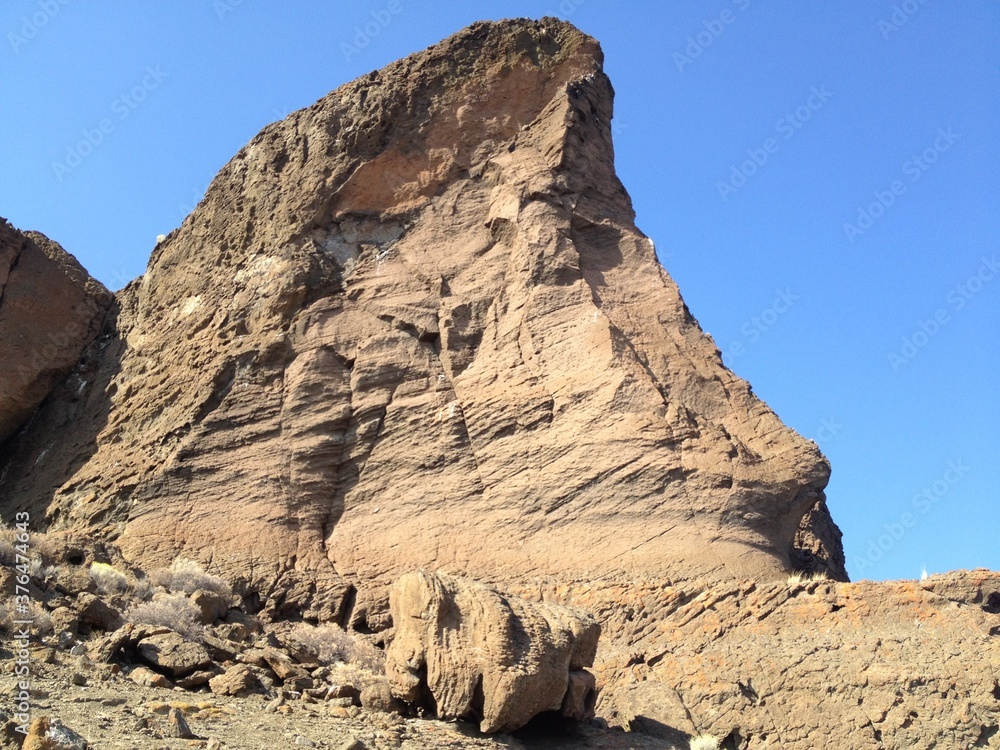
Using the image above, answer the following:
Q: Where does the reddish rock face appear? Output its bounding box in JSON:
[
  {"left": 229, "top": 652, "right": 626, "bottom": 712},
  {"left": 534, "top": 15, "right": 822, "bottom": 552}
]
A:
[
  {"left": 0, "top": 220, "right": 111, "bottom": 444},
  {"left": 0, "top": 20, "right": 838, "bottom": 613}
]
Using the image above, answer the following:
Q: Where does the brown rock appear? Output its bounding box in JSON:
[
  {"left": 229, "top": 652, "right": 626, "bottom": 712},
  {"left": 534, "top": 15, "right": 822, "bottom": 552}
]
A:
[
  {"left": 0, "top": 19, "right": 836, "bottom": 620},
  {"left": 128, "top": 666, "right": 173, "bottom": 689},
  {"left": 262, "top": 646, "right": 306, "bottom": 681},
  {"left": 165, "top": 708, "right": 194, "bottom": 739},
  {"left": 190, "top": 589, "right": 230, "bottom": 624},
  {"left": 586, "top": 572, "right": 1000, "bottom": 749},
  {"left": 175, "top": 669, "right": 217, "bottom": 689},
  {"left": 0, "top": 220, "right": 111, "bottom": 444},
  {"left": 74, "top": 593, "right": 122, "bottom": 631},
  {"left": 21, "top": 716, "right": 89, "bottom": 750},
  {"left": 359, "top": 682, "right": 405, "bottom": 716},
  {"left": 49, "top": 607, "right": 78, "bottom": 640},
  {"left": 136, "top": 631, "right": 212, "bottom": 677},
  {"left": 386, "top": 570, "right": 599, "bottom": 732},
  {"left": 208, "top": 663, "right": 260, "bottom": 697}
]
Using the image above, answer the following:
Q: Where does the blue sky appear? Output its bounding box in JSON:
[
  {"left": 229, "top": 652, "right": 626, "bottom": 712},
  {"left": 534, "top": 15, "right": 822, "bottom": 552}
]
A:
[{"left": 1, "top": 1, "right": 996, "bottom": 581}]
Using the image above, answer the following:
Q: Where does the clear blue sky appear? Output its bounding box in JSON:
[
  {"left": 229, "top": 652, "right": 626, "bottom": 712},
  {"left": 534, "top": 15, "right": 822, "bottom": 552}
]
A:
[{"left": 1, "top": 1, "right": 996, "bottom": 582}]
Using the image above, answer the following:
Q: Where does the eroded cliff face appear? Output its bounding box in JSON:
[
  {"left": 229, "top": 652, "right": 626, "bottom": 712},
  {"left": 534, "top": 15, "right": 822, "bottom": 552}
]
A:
[
  {"left": 0, "top": 19, "right": 837, "bottom": 621},
  {"left": 0, "top": 220, "right": 111, "bottom": 445}
]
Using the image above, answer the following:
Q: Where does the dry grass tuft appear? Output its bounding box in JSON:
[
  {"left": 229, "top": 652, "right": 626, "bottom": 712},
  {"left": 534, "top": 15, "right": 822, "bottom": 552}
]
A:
[{"left": 689, "top": 735, "right": 721, "bottom": 750}]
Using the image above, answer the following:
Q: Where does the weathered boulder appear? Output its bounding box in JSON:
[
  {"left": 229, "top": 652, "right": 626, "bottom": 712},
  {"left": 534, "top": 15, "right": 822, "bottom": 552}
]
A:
[
  {"left": 136, "top": 631, "right": 212, "bottom": 677},
  {"left": 208, "top": 663, "right": 260, "bottom": 697},
  {"left": 386, "top": 570, "right": 599, "bottom": 733},
  {"left": 74, "top": 593, "right": 122, "bottom": 632},
  {"left": 0, "top": 220, "right": 111, "bottom": 445}
]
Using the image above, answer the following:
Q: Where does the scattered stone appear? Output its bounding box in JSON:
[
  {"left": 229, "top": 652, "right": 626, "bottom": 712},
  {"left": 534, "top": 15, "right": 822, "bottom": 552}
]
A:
[
  {"left": 200, "top": 632, "right": 238, "bottom": 662},
  {"left": 206, "top": 739, "right": 222, "bottom": 750},
  {"left": 335, "top": 740, "right": 366, "bottom": 750},
  {"left": 175, "top": 669, "right": 217, "bottom": 690},
  {"left": 190, "top": 589, "right": 230, "bottom": 624},
  {"left": 166, "top": 708, "right": 194, "bottom": 739},
  {"left": 294, "top": 737, "right": 315, "bottom": 747},
  {"left": 327, "top": 684, "right": 361, "bottom": 703},
  {"left": 359, "top": 682, "right": 405, "bottom": 716},
  {"left": 70, "top": 672, "right": 87, "bottom": 686},
  {"left": 50, "top": 607, "right": 79, "bottom": 641}
]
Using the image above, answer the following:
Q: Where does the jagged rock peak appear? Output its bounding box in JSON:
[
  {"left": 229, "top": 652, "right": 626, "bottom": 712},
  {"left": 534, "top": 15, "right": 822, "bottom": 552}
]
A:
[{"left": 2, "top": 20, "right": 839, "bottom": 625}]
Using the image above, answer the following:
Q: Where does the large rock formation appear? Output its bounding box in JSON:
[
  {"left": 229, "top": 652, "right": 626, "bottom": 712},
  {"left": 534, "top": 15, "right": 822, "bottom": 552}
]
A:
[
  {"left": 0, "top": 19, "right": 837, "bottom": 617},
  {"left": 1, "top": 17, "right": 997, "bottom": 749},
  {"left": 386, "top": 570, "right": 599, "bottom": 732},
  {"left": 0, "top": 220, "right": 111, "bottom": 445}
]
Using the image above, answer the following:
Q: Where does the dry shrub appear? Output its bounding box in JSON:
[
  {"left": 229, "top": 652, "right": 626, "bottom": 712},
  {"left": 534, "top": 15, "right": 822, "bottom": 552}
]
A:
[
  {"left": 126, "top": 593, "right": 203, "bottom": 640},
  {"left": 289, "top": 622, "right": 384, "bottom": 672},
  {"left": 150, "top": 558, "right": 231, "bottom": 597},
  {"left": 28, "top": 557, "right": 60, "bottom": 582},
  {"left": 689, "top": 736, "right": 721, "bottom": 750},
  {"left": 89, "top": 562, "right": 130, "bottom": 595}
]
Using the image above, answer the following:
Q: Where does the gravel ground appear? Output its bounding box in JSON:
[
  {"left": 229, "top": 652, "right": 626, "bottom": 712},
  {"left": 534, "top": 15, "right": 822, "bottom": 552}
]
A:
[{"left": 1, "top": 646, "right": 678, "bottom": 750}]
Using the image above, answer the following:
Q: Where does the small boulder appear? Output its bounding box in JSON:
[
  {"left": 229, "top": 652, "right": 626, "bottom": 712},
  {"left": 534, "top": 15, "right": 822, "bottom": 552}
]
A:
[
  {"left": 262, "top": 647, "right": 307, "bottom": 681},
  {"left": 209, "top": 663, "right": 260, "bottom": 697},
  {"left": 128, "top": 666, "right": 173, "bottom": 689},
  {"left": 359, "top": 681, "right": 406, "bottom": 715},
  {"left": 75, "top": 593, "right": 122, "bottom": 632},
  {"left": 166, "top": 708, "right": 194, "bottom": 739},
  {"left": 190, "top": 589, "right": 230, "bottom": 624},
  {"left": 137, "top": 631, "right": 212, "bottom": 677},
  {"left": 175, "top": 669, "right": 218, "bottom": 689}
]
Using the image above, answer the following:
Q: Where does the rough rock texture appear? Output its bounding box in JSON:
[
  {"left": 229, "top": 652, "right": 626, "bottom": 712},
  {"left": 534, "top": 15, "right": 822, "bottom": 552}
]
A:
[
  {"left": 4, "top": 16, "right": 995, "bottom": 749},
  {"left": 519, "top": 568, "right": 1000, "bottom": 749},
  {"left": 0, "top": 219, "right": 111, "bottom": 445},
  {"left": 0, "top": 19, "right": 837, "bottom": 620},
  {"left": 386, "top": 570, "right": 599, "bottom": 732}
]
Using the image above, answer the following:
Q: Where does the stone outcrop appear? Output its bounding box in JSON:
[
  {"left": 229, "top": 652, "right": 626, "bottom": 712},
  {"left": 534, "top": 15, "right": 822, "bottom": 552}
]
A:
[
  {"left": 386, "top": 570, "right": 599, "bottom": 732},
  {"left": 0, "top": 220, "right": 111, "bottom": 445},
  {"left": 531, "top": 568, "right": 1000, "bottom": 749},
  {"left": 0, "top": 19, "right": 837, "bottom": 620}
]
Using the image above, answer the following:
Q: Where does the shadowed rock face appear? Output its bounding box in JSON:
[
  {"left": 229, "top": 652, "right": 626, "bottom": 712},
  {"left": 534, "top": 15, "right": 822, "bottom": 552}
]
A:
[
  {"left": 0, "top": 19, "right": 838, "bottom": 620},
  {"left": 0, "top": 220, "right": 111, "bottom": 445}
]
